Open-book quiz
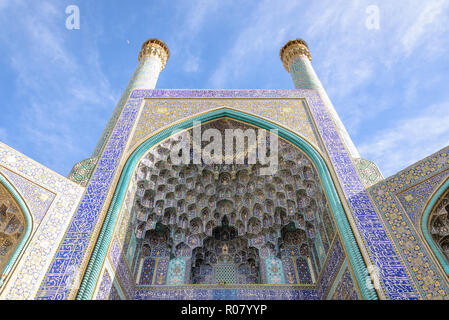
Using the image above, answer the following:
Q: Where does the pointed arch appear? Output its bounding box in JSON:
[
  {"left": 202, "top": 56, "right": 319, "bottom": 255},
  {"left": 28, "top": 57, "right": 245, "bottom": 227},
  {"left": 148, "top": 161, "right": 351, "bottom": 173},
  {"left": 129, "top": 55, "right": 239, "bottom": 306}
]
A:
[
  {"left": 421, "top": 177, "right": 449, "bottom": 274},
  {"left": 77, "top": 107, "right": 377, "bottom": 300},
  {"left": 0, "top": 172, "right": 33, "bottom": 286}
]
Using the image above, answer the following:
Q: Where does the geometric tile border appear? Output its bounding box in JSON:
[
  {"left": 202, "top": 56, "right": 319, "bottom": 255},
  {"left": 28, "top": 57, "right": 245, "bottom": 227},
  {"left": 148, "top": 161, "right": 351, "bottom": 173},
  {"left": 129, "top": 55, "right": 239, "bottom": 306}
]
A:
[
  {"left": 329, "top": 262, "right": 361, "bottom": 300},
  {"left": 369, "top": 147, "right": 449, "bottom": 299},
  {"left": 84, "top": 106, "right": 369, "bottom": 299},
  {"left": 118, "top": 236, "right": 346, "bottom": 300},
  {"left": 94, "top": 263, "right": 123, "bottom": 300},
  {"left": 36, "top": 93, "right": 143, "bottom": 299},
  {"left": 397, "top": 166, "right": 449, "bottom": 229},
  {"left": 0, "top": 165, "right": 55, "bottom": 226},
  {"left": 0, "top": 142, "right": 84, "bottom": 300},
  {"left": 130, "top": 98, "right": 322, "bottom": 153},
  {"left": 304, "top": 91, "right": 421, "bottom": 300}
]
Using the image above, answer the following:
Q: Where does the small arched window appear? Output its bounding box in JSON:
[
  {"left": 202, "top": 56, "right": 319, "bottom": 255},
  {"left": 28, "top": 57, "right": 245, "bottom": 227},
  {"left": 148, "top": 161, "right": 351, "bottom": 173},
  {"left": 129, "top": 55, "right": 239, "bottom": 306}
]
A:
[
  {"left": 428, "top": 188, "right": 449, "bottom": 266},
  {"left": 0, "top": 179, "right": 28, "bottom": 284}
]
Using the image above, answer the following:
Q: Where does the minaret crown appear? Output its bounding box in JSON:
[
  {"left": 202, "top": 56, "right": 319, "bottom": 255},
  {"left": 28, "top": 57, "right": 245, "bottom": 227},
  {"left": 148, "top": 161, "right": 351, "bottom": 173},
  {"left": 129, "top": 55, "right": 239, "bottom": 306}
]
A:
[
  {"left": 280, "top": 39, "right": 312, "bottom": 72},
  {"left": 138, "top": 38, "right": 170, "bottom": 71}
]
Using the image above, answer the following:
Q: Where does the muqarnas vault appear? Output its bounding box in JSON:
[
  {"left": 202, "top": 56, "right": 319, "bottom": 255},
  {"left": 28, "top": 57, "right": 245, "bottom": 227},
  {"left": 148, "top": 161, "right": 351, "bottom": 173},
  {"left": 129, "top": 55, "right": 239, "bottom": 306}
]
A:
[{"left": 0, "top": 38, "right": 448, "bottom": 300}]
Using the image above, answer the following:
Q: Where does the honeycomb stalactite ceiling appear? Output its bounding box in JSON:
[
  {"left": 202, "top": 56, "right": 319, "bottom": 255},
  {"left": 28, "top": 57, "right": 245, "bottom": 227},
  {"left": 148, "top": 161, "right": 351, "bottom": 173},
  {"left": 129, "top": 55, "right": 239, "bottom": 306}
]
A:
[
  {"left": 191, "top": 223, "right": 261, "bottom": 284},
  {"left": 0, "top": 183, "right": 25, "bottom": 275},
  {"left": 128, "top": 119, "right": 336, "bottom": 284}
]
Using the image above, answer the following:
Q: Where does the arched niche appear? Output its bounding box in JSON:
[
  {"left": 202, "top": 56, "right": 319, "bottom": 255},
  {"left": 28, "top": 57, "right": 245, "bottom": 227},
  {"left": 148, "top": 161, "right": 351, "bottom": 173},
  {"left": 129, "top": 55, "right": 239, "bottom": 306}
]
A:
[
  {"left": 191, "top": 219, "right": 261, "bottom": 285},
  {"left": 0, "top": 173, "right": 32, "bottom": 286},
  {"left": 116, "top": 119, "right": 334, "bottom": 286},
  {"left": 422, "top": 178, "right": 449, "bottom": 275},
  {"left": 78, "top": 107, "right": 376, "bottom": 300}
]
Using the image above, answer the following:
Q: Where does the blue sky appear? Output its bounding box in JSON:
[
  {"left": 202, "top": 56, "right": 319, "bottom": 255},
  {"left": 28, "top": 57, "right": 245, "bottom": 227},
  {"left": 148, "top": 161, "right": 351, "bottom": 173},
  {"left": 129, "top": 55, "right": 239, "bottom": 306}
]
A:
[{"left": 0, "top": 0, "right": 448, "bottom": 177}]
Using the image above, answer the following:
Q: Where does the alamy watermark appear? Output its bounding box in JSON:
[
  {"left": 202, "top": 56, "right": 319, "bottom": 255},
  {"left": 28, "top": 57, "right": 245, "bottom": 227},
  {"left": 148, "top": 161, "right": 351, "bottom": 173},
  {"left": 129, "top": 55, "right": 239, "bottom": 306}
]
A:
[
  {"left": 365, "top": 5, "right": 380, "bottom": 30},
  {"left": 65, "top": 5, "right": 80, "bottom": 30},
  {"left": 167, "top": 122, "right": 279, "bottom": 175},
  {"left": 366, "top": 264, "right": 381, "bottom": 290}
]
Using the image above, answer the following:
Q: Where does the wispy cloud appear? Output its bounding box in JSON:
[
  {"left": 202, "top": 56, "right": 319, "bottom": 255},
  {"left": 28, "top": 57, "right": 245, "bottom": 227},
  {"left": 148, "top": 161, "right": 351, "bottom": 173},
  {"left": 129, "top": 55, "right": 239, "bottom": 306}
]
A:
[
  {"left": 0, "top": 127, "right": 7, "bottom": 142},
  {"left": 0, "top": 0, "right": 448, "bottom": 179},
  {"left": 209, "top": 0, "right": 298, "bottom": 88},
  {"left": 359, "top": 102, "right": 449, "bottom": 176},
  {"left": 168, "top": 0, "right": 230, "bottom": 74},
  {"left": 184, "top": 55, "right": 200, "bottom": 73},
  {"left": 0, "top": 0, "right": 11, "bottom": 11},
  {"left": 182, "top": 0, "right": 221, "bottom": 34},
  {"left": 0, "top": 1, "right": 115, "bottom": 174},
  {"left": 400, "top": 0, "right": 449, "bottom": 56},
  {"left": 206, "top": 0, "right": 449, "bottom": 176}
]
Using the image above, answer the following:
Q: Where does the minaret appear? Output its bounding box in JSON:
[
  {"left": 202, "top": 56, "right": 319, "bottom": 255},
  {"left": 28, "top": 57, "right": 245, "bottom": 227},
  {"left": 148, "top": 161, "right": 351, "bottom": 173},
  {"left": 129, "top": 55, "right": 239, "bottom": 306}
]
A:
[
  {"left": 69, "top": 39, "right": 169, "bottom": 186},
  {"left": 93, "top": 38, "right": 170, "bottom": 156},
  {"left": 134, "top": 38, "right": 170, "bottom": 88},
  {"left": 280, "top": 39, "right": 360, "bottom": 159}
]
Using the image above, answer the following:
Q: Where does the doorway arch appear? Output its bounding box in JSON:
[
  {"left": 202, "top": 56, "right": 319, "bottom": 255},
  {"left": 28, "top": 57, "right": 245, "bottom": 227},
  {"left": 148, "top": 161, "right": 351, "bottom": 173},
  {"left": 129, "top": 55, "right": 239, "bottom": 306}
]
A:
[
  {"left": 78, "top": 107, "right": 377, "bottom": 300},
  {"left": 0, "top": 172, "right": 33, "bottom": 287}
]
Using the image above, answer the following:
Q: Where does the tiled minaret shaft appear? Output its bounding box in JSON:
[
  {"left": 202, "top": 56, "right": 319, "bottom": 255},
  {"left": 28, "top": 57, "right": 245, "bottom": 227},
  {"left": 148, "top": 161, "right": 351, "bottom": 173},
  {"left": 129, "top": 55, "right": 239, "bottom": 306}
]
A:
[
  {"left": 92, "top": 39, "right": 170, "bottom": 157},
  {"left": 280, "top": 39, "right": 360, "bottom": 158}
]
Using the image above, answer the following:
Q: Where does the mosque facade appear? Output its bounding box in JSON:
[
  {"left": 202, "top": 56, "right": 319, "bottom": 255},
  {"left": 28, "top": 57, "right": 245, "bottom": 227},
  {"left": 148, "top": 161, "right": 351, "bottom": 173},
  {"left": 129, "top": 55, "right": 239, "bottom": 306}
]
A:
[{"left": 0, "top": 38, "right": 448, "bottom": 300}]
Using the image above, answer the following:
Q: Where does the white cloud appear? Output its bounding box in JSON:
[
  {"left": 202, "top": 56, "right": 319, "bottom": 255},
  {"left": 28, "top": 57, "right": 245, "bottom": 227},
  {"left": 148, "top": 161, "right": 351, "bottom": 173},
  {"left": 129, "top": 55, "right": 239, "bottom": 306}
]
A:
[
  {"left": 182, "top": 0, "right": 221, "bottom": 34},
  {"left": 184, "top": 55, "right": 200, "bottom": 73},
  {"left": 400, "top": 0, "right": 449, "bottom": 56},
  {"left": 209, "top": 0, "right": 299, "bottom": 88},
  {"left": 165, "top": 0, "right": 235, "bottom": 78},
  {"left": 359, "top": 102, "right": 449, "bottom": 177},
  {"left": 0, "top": 0, "right": 10, "bottom": 10},
  {"left": 0, "top": 127, "right": 7, "bottom": 142},
  {"left": 0, "top": 1, "right": 116, "bottom": 174},
  {"left": 204, "top": 0, "right": 449, "bottom": 177},
  {"left": 0, "top": 0, "right": 448, "bottom": 178}
]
